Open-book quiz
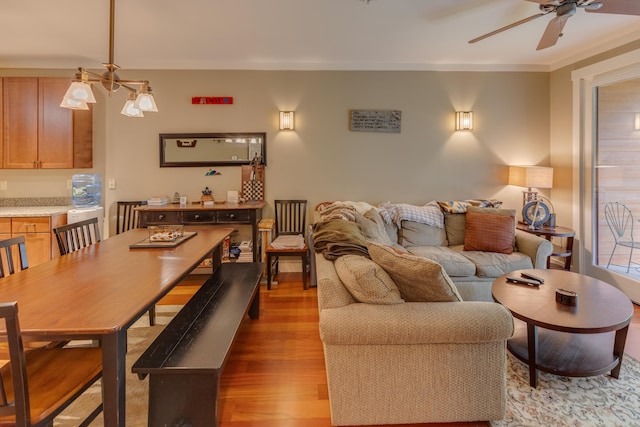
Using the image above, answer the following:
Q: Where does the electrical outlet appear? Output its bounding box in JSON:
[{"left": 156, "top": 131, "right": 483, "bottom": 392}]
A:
[
  {"left": 108, "top": 178, "right": 117, "bottom": 190},
  {"left": 0, "top": 181, "right": 7, "bottom": 191}
]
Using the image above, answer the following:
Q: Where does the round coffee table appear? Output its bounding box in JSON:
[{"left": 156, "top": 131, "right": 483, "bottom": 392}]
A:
[{"left": 492, "top": 269, "right": 633, "bottom": 387}]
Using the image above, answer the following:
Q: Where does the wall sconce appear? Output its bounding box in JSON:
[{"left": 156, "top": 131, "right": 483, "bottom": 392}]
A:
[
  {"left": 635, "top": 112, "right": 640, "bottom": 130},
  {"left": 279, "top": 111, "right": 295, "bottom": 131},
  {"left": 455, "top": 111, "right": 473, "bottom": 131}
]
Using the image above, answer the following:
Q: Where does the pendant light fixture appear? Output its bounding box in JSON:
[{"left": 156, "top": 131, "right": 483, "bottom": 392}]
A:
[{"left": 60, "top": 0, "right": 158, "bottom": 117}]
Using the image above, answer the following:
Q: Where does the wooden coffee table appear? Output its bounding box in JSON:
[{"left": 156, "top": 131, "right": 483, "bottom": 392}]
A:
[{"left": 492, "top": 269, "right": 633, "bottom": 387}]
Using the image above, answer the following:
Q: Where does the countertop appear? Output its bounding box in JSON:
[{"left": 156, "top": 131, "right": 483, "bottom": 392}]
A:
[{"left": 0, "top": 206, "right": 72, "bottom": 217}]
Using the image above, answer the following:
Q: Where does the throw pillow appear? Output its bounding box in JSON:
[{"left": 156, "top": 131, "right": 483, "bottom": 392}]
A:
[
  {"left": 367, "top": 242, "right": 462, "bottom": 302},
  {"left": 334, "top": 255, "right": 404, "bottom": 305},
  {"left": 463, "top": 207, "right": 516, "bottom": 254}
]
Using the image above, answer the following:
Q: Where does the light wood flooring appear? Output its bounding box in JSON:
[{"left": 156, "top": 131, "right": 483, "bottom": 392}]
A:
[{"left": 159, "top": 272, "right": 640, "bottom": 427}]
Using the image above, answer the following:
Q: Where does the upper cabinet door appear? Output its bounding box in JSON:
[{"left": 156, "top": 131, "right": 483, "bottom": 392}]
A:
[
  {"left": 1, "top": 77, "right": 92, "bottom": 169},
  {"left": 3, "top": 77, "right": 39, "bottom": 169},
  {"left": 38, "top": 78, "right": 74, "bottom": 168}
]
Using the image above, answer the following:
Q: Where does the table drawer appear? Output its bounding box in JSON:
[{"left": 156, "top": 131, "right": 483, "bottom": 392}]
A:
[
  {"left": 183, "top": 211, "right": 216, "bottom": 224},
  {"left": 145, "top": 211, "right": 182, "bottom": 224},
  {"left": 217, "top": 210, "right": 250, "bottom": 223}
]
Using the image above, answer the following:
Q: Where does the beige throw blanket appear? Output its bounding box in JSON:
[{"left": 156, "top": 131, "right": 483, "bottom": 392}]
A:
[{"left": 312, "top": 219, "right": 369, "bottom": 260}]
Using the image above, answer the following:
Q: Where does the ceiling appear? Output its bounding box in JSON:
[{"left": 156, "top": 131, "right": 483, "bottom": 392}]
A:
[{"left": 2, "top": 0, "right": 640, "bottom": 72}]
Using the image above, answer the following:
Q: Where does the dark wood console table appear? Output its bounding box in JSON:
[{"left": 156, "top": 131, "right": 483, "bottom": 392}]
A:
[{"left": 137, "top": 202, "right": 265, "bottom": 262}]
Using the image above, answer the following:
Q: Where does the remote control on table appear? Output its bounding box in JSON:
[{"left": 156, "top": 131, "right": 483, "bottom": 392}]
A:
[
  {"left": 520, "top": 272, "right": 544, "bottom": 284},
  {"left": 506, "top": 276, "right": 540, "bottom": 287}
]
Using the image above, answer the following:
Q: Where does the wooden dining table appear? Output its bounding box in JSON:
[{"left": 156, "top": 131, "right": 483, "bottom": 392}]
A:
[{"left": 0, "top": 226, "right": 233, "bottom": 426}]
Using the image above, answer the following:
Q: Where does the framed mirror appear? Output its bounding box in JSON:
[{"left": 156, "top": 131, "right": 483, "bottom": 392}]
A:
[{"left": 159, "top": 132, "right": 266, "bottom": 167}]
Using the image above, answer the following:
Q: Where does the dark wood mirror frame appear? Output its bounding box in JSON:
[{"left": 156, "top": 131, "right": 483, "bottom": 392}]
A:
[{"left": 159, "top": 132, "right": 266, "bottom": 167}]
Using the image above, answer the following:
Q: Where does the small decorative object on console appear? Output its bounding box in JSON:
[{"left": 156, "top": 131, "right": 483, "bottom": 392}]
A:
[
  {"left": 555, "top": 288, "right": 578, "bottom": 306},
  {"left": 201, "top": 186, "right": 214, "bottom": 206}
]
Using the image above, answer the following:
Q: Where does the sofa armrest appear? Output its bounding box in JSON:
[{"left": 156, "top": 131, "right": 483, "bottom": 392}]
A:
[
  {"left": 319, "top": 301, "right": 513, "bottom": 345},
  {"left": 515, "top": 229, "right": 553, "bottom": 269}
]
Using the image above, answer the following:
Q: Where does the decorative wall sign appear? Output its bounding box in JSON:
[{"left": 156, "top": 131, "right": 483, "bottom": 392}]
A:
[
  {"left": 192, "top": 97, "right": 234, "bottom": 105},
  {"left": 350, "top": 110, "right": 402, "bottom": 133}
]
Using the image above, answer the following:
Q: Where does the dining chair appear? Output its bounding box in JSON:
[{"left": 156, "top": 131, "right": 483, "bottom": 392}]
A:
[
  {"left": 53, "top": 217, "right": 101, "bottom": 256},
  {"left": 116, "top": 201, "right": 146, "bottom": 235},
  {"left": 265, "top": 200, "right": 309, "bottom": 290},
  {"left": 0, "top": 236, "right": 28, "bottom": 278},
  {"left": 116, "top": 201, "right": 156, "bottom": 325},
  {"left": 0, "top": 301, "right": 103, "bottom": 426},
  {"left": 604, "top": 201, "right": 640, "bottom": 273}
]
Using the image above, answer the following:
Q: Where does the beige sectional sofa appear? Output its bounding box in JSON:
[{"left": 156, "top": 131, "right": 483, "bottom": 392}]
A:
[{"left": 311, "top": 200, "right": 553, "bottom": 425}]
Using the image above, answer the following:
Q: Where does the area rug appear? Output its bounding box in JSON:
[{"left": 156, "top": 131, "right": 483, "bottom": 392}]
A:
[
  {"left": 492, "top": 352, "right": 640, "bottom": 427},
  {"left": 55, "top": 306, "right": 640, "bottom": 427},
  {"left": 54, "top": 305, "right": 183, "bottom": 427}
]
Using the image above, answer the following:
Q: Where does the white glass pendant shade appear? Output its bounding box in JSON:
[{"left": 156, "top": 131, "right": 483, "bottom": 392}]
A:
[
  {"left": 63, "top": 81, "right": 96, "bottom": 103},
  {"left": 59, "top": 97, "right": 90, "bottom": 110},
  {"left": 133, "top": 93, "right": 158, "bottom": 112},
  {"left": 120, "top": 99, "right": 144, "bottom": 117}
]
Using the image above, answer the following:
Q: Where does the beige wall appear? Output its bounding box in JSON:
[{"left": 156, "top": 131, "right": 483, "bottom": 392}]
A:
[{"left": 2, "top": 69, "right": 551, "bottom": 233}]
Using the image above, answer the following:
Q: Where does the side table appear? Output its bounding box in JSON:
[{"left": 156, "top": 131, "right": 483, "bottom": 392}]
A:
[{"left": 516, "top": 222, "right": 575, "bottom": 271}]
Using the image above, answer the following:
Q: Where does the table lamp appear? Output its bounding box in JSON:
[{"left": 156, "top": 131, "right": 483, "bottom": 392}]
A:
[{"left": 508, "top": 165, "right": 554, "bottom": 228}]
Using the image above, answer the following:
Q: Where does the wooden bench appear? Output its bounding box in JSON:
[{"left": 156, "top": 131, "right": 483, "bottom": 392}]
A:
[{"left": 132, "top": 262, "right": 263, "bottom": 427}]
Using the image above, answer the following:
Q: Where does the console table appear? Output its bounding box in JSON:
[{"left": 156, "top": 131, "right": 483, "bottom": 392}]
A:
[
  {"left": 137, "top": 202, "right": 265, "bottom": 262},
  {"left": 516, "top": 222, "right": 575, "bottom": 271}
]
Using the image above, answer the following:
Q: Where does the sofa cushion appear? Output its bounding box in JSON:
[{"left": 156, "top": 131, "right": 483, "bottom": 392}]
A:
[
  {"left": 406, "top": 246, "right": 476, "bottom": 277},
  {"left": 399, "top": 220, "right": 448, "bottom": 247},
  {"left": 444, "top": 213, "right": 466, "bottom": 246},
  {"left": 463, "top": 209, "right": 515, "bottom": 254},
  {"left": 460, "top": 250, "right": 533, "bottom": 278},
  {"left": 355, "top": 209, "right": 394, "bottom": 246},
  {"left": 368, "top": 242, "right": 462, "bottom": 302},
  {"left": 335, "top": 255, "right": 404, "bottom": 305}
]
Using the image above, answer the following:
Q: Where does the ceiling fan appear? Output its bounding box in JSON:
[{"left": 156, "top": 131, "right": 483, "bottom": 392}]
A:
[{"left": 469, "top": 0, "right": 640, "bottom": 50}]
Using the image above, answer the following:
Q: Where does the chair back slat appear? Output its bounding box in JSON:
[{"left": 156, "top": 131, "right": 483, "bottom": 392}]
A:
[
  {"left": 274, "top": 200, "right": 307, "bottom": 237},
  {"left": 53, "top": 217, "right": 102, "bottom": 256},
  {"left": 0, "top": 302, "right": 31, "bottom": 424},
  {"left": 0, "top": 236, "right": 29, "bottom": 278},
  {"left": 116, "top": 201, "right": 146, "bottom": 234}
]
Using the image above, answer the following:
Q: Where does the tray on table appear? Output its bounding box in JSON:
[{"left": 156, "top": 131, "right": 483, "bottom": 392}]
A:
[{"left": 130, "top": 231, "right": 198, "bottom": 249}]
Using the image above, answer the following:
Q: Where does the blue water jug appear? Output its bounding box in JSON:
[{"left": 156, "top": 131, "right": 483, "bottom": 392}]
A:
[{"left": 72, "top": 174, "right": 102, "bottom": 208}]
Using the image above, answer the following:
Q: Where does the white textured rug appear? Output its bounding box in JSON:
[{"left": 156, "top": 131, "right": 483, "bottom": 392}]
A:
[{"left": 493, "top": 352, "right": 640, "bottom": 427}]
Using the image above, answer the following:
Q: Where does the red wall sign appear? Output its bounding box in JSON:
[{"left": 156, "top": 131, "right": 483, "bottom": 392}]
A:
[{"left": 192, "top": 97, "right": 234, "bottom": 105}]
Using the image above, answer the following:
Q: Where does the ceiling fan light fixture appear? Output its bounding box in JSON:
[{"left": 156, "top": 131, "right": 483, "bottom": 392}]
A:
[
  {"left": 121, "top": 93, "right": 144, "bottom": 117},
  {"left": 133, "top": 84, "right": 158, "bottom": 112},
  {"left": 59, "top": 97, "right": 90, "bottom": 110},
  {"left": 62, "top": 80, "right": 96, "bottom": 104},
  {"left": 60, "top": 0, "right": 157, "bottom": 117}
]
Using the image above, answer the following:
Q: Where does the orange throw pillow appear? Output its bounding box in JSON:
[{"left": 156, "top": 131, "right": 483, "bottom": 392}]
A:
[{"left": 464, "top": 210, "right": 515, "bottom": 254}]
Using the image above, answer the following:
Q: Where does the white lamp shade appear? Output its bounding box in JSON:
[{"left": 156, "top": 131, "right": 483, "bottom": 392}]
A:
[
  {"left": 508, "top": 166, "right": 554, "bottom": 189},
  {"left": 59, "top": 97, "right": 90, "bottom": 110},
  {"left": 62, "top": 81, "right": 96, "bottom": 103},
  {"left": 120, "top": 99, "right": 144, "bottom": 117},
  {"left": 279, "top": 111, "right": 295, "bottom": 130},
  {"left": 133, "top": 93, "right": 158, "bottom": 112},
  {"left": 455, "top": 111, "right": 473, "bottom": 131}
]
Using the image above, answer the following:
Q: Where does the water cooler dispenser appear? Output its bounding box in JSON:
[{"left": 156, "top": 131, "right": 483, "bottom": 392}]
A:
[{"left": 68, "top": 174, "right": 104, "bottom": 238}]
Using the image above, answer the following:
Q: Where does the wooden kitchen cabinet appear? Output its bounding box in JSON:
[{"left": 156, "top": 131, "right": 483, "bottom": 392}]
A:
[
  {"left": 2, "top": 215, "right": 66, "bottom": 268},
  {"left": 2, "top": 77, "right": 92, "bottom": 169}
]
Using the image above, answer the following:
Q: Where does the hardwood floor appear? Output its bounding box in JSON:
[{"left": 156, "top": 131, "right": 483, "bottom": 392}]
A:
[{"left": 160, "top": 272, "right": 640, "bottom": 427}]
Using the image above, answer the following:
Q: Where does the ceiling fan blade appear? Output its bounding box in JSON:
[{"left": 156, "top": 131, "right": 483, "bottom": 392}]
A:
[
  {"left": 585, "top": 0, "right": 640, "bottom": 15},
  {"left": 537, "top": 14, "right": 569, "bottom": 50},
  {"left": 469, "top": 13, "right": 545, "bottom": 44}
]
